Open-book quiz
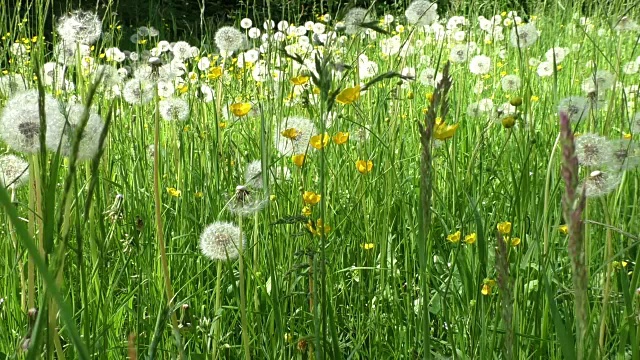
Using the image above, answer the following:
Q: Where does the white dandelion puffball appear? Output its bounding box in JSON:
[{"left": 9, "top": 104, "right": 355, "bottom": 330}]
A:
[
  {"left": 575, "top": 133, "right": 614, "bottom": 167},
  {"left": 47, "top": 103, "right": 105, "bottom": 160},
  {"left": 159, "top": 97, "right": 190, "bottom": 121},
  {"left": 56, "top": 10, "right": 102, "bottom": 44},
  {"left": 344, "top": 7, "right": 374, "bottom": 35},
  {"left": 500, "top": 74, "right": 521, "bottom": 92},
  {"left": 0, "top": 74, "right": 28, "bottom": 96},
  {"left": 273, "top": 116, "right": 317, "bottom": 156},
  {"left": 214, "top": 26, "right": 245, "bottom": 54},
  {"left": 0, "top": 154, "right": 29, "bottom": 189},
  {"left": 123, "top": 78, "right": 154, "bottom": 105},
  {"left": 509, "top": 22, "right": 538, "bottom": 48},
  {"left": 200, "top": 221, "right": 245, "bottom": 261},
  {"left": 0, "top": 90, "right": 66, "bottom": 154},
  {"left": 579, "top": 170, "right": 621, "bottom": 198},
  {"left": 405, "top": 0, "right": 438, "bottom": 26},
  {"left": 469, "top": 55, "right": 491, "bottom": 75},
  {"left": 581, "top": 70, "right": 616, "bottom": 94},
  {"left": 536, "top": 61, "right": 554, "bottom": 77},
  {"left": 449, "top": 44, "right": 469, "bottom": 63},
  {"left": 544, "top": 47, "right": 569, "bottom": 64},
  {"left": 558, "top": 96, "right": 590, "bottom": 123}
]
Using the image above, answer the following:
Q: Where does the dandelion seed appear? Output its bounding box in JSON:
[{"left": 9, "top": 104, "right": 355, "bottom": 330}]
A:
[
  {"left": 228, "top": 185, "right": 268, "bottom": 217},
  {"left": 449, "top": 44, "right": 470, "bottom": 63},
  {"left": 500, "top": 74, "right": 521, "bottom": 92},
  {"left": 49, "top": 103, "right": 105, "bottom": 160},
  {"left": 159, "top": 98, "right": 190, "bottom": 121},
  {"left": 123, "top": 78, "right": 154, "bottom": 105},
  {"left": 0, "top": 90, "right": 65, "bottom": 154},
  {"left": 405, "top": 0, "right": 438, "bottom": 26},
  {"left": 343, "top": 7, "right": 374, "bottom": 35},
  {"left": 579, "top": 170, "right": 622, "bottom": 198},
  {"left": 200, "top": 221, "right": 245, "bottom": 261},
  {"left": 581, "top": 70, "right": 615, "bottom": 94},
  {"left": 509, "top": 22, "right": 538, "bottom": 48},
  {"left": 608, "top": 139, "right": 640, "bottom": 171},
  {"left": 0, "top": 74, "right": 28, "bottom": 96},
  {"left": 214, "top": 26, "right": 245, "bottom": 55},
  {"left": 56, "top": 10, "right": 102, "bottom": 45},
  {"left": 575, "top": 133, "right": 614, "bottom": 167},
  {"left": 469, "top": 55, "right": 491, "bottom": 75},
  {"left": 558, "top": 96, "right": 590, "bottom": 123},
  {"left": 0, "top": 154, "right": 29, "bottom": 189}
]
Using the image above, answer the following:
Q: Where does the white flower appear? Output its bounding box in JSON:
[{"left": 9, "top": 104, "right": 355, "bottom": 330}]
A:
[
  {"left": 240, "top": 18, "right": 253, "bottom": 29},
  {"left": 449, "top": 44, "right": 469, "bottom": 63},
  {"left": 214, "top": 26, "right": 245, "bottom": 54},
  {"left": 509, "top": 22, "right": 538, "bottom": 48},
  {"left": 469, "top": 55, "right": 491, "bottom": 75},
  {"left": 536, "top": 61, "right": 554, "bottom": 77},
  {"left": 544, "top": 47, "right": 569, "bottom": 64},
  {"left": 500, "top": 74, "right": 521, "bottom": 92},
  {"left": 405, "top": 0, "right": 438, "bottom": 26},
  {"left": 159, "top": 97, "right": 190, "bottom": 121},
  {"left": 56, "top": 10, "right": 102, "bottom": 44}
]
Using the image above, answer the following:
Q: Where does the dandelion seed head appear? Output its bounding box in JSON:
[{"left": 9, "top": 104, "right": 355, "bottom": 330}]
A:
[
  {"left": 56, "top": 10, "right": 102, "bottom": 44},
  {"left": 214, "top": 26, "right": 245, "bottom": 54},
  {"left": 405, "top": 0, "right": 438, "bottom": 26},
  {"left": 500, "top": 74, "right": 521, "bottom": 92},
  {"left": 580, "top": 170, "right": 621, "bottom": 198},
  {"left": 469, "top": 55, "right": 491, "bottom": 75},
  {"left": 200, "top": 221, "right": 245, "bottom": 261},
  {"left": 49, "top": 103, "right": 105, "bottom": 160},
  {"left": 609, "top": 139, "right": 640, "bottom": 171},
  {"left": 0, "top": 74, "right": 28, "bottom": 97},
  {"left": 0, "top": 154, "right": 29, "bottom": 189},
  {"left": 123, "top": 78, "right": 155, "bottom": 105},
  {"left": 575, "top": 133, "right": 614, "bottom": 167},
  {"left": 0, "top": 90, "right": 65, "bottom": 154},
  {"left": 159, "top": 98, "right": 190, "bottom": 121},
  {"left": 449, "top": 44, "right": 469, "bottom": 63},
  {"left": 509, "top": 22, "right": 539, "bottom": 48},
  {"left": 558, "top": 96, "right": 590, "bottom": 123},
  {"left": 344, "top": 7, "right": 374, "bottom": 35}
]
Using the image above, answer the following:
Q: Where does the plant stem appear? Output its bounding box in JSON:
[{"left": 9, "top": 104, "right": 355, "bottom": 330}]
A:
[{"left": 237, "top": 215, "right": 251, "bottom": 360}]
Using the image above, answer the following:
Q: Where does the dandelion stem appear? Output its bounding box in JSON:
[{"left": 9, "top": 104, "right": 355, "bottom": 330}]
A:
[
  {"left": 237, "top": 215, "right": 251, "bottom": 360},
  {"left": 212, "top": 260, "right": 223, "bottom": 360}
]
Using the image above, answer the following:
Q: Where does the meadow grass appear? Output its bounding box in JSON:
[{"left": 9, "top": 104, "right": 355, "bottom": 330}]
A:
[{"left": 0, "top": 0, "right": 639, "bottom": 359}]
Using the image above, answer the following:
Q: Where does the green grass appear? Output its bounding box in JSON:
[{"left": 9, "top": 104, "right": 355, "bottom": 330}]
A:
[{"left": 0, "top": 0, "right": 640, "bottom": 359}]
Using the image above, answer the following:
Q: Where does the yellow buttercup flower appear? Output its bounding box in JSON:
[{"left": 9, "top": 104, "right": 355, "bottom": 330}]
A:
[
  {"left": 497, "top": 221, "right": 512, "bottom": 235},
  {"left": 290, "top": 75, "right": 310, "bottom": 86},
  {"left": 207, "top": 66, "right": 222, "bottom": 80},
  {"left": 447, "top": 230, "right": 461, "bottom": 243},
  {"left": 310, "top": 133, "right": 330, "bottom": 149},
  {"left": 510, "top": 237, "right": 521, "bottom": 247},
  {"left": 229, "top": 102, "right": 252, "bottom": 117},
  {"left": 361, "top": 243, "right": 374, "bottom": 250},
  {"left": 558, "top": 224, "right": 568, "bottom": 235},
  {"left": 464, "top": 233, "right": 477, "bottom": 245},
  {"left": 166, "top": 187, "right": 181, "bottom": 197},
  {"left": 434, "top": 121, "right": 459, "bottom": 140},
  {"left": 307, "top": 218, "right": 331, "bottom": 236},
  {"left": 281, "top": 128, "right": 300, "bottom": 140},
  {"left": 303, "top": 191, "right": 321, "bottom": 206},
  {"left": 302, "top": 205, "right": 312, "bottom": 217},
  {"left": 336, "top": 85, "right": 361, "bottom": 105},
  {"left": 333, "top": 131, "right": 349, "bottom": 145},
  {"left": 355, "top": 160, "right": 373, "bottom": 174},
  {"left": 291, "top": 154, "right": 305, "bottom": 167},
  {"left": 481, "top": 279, "right": 496, "bottom": 295},
  {"left": 623, "top": 133, "right": 632, "bottom": 140},
  {"left": 194, "top": 191, "right": 204, "bottom": 198}
]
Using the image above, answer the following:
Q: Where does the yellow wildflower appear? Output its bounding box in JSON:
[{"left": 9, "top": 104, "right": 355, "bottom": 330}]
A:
[
  {"left": 281, "top": 128, "right": 300, "bottom": 140},
  {"left": 303, "top": 191, "right": 321, "bottom": 206},
  {"left": 497, "top": 221, "right": 512, "bottom": 235},
  {"left": 291, "top": 154, "right": 305, "bottom": 167},
  {"left": 355, "top": 160, "right": 373, "bottom": 174},
  {"left": 310, "top": 133, "right": 330, "bottom": 149},
  {"left": 447, "top": 230, "right": 461, "bottom": 243},
  {"left": 333, "top": 131, "right": 349, "bottom": 145},
  {"left": 464, "top": 233, "right": 477, "bottom": 245},
  {"left": 229, "top": 102, "right": 252, "bottom": 117},
  {"left": 302, "top": 205, "right": 312, "bottom": 217},
  {"left": 481, "top": 278, "right": 497, "bottom": 295},
  {"left": 290, "top": 75, "right": 310, "bottom": 86},
  {"left": 361, "top": 243, "right": 374, "bottom": 250},
  {"left": 434, "top": 122, "right": 459, "bottom": 140},
  {"left": 307, "top": 218, "right": 331, "bottom": 236},
  {"left": 166, "top": 187, "right": 181, "bottom": 197},
  {"left": 510, "top": 237, "right": 521, "bottom": 247},
  {"left": 194, "top": 191, "right": 204, "bottom": 198},
  {"left": 207, "top": 66, "right": 222, "bottom": 80},
  {"left": 558, "top": 224, "right": 568, "bottom": 235},
  {"left": 336, "top": 85, "right": 361, "bottom": 105}
]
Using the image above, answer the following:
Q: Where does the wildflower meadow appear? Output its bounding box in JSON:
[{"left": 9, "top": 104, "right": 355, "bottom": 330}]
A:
[{"left": 1, "top": 0, "right": 640, "bottom": 358}]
